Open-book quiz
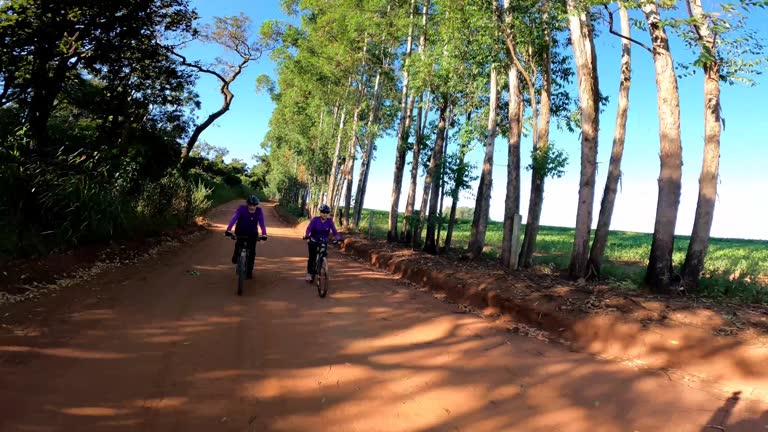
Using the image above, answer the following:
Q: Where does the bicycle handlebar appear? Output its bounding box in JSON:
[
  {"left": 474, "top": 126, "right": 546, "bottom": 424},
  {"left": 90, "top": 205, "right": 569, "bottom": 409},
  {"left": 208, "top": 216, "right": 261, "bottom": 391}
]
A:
[
  {"left": 303, "top": 236, "right": 340, "bottom": 245},
  {"left": 225, "top": 232, "right": 267, "bottom": 241}
]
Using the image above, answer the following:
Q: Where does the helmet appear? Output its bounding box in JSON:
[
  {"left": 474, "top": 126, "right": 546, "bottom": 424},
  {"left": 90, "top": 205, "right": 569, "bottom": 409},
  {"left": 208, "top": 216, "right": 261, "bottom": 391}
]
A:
[
  {"left": 318, "top": 204, "right": 331, "bottom": 214},
  {"left": 246, "top": 195, "right": 260, "bottom": 205}
]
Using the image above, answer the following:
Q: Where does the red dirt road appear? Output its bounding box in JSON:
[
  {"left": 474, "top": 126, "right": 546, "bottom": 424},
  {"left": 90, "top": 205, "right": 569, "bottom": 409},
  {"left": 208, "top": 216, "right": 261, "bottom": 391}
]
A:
[{"left": 1, "top": 203, "right": 766, "bottom": 431}]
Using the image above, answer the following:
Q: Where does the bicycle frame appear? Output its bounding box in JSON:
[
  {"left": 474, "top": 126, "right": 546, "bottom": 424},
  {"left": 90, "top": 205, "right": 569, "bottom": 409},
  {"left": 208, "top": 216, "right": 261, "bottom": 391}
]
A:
[
  {"left": 306, "top": 237, "right": 334, "bottom": 298},
  {"left": 315, "top": 241, "right": 328, "bottom": 271},
  {"left": 227, "top": 232, "right": 265, "bottom": 296}
]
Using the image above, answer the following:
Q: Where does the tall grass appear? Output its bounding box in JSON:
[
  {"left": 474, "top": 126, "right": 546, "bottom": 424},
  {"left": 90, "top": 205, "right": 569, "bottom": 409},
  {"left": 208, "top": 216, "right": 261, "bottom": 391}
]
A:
[{"left": 1, "top": 168, "right": 260, "bottom": 258}]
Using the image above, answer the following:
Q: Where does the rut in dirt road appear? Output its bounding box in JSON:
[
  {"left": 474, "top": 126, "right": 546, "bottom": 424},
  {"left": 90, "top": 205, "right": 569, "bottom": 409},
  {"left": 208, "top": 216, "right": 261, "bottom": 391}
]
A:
[{"left": 1, "top": 203, "right": 766, "bottom": 432}]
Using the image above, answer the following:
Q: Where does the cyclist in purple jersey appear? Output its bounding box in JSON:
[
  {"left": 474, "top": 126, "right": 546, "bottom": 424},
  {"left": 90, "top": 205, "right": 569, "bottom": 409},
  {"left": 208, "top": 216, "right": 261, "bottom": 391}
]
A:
[
  {"left": 225, "top": 195, "right": 267, "bottom": 279},
  {"left": 304, "top": 204, "right": 341, "bottom": 282}
]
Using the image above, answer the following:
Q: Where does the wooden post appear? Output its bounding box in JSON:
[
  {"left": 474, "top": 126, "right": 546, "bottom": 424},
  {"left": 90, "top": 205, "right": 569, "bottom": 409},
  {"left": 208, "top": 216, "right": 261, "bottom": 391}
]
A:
[{"left": 509, "top": 214, "right": 522, "bottom": 270}]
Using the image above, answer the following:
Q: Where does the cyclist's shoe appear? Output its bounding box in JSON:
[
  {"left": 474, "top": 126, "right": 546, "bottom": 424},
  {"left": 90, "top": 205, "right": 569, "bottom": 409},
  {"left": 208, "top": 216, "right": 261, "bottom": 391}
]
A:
[{"left": 305, "top": 273, "right": 313, "bottom": 282}]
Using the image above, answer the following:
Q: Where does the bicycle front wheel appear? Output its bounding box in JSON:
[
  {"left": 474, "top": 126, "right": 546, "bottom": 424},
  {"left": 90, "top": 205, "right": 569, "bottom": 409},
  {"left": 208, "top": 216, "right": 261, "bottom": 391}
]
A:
[
  {"left": 317, "top": 257, "right": 328, "bottom": 298},
  {"left": 237, "top": 254, "right": 246, "bottom": 296}
]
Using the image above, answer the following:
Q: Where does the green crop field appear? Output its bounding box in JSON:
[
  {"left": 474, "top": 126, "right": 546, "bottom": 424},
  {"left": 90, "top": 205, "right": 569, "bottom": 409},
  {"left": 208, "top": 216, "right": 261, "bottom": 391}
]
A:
[{"left": 353, "top": 209, "right": 768, "bottom": 303}]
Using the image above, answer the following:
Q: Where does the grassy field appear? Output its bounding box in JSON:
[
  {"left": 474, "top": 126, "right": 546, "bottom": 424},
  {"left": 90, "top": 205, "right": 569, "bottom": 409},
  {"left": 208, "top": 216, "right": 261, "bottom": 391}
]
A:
[{"left": 353, "top": 209, "right": 768, "bottom": 302}]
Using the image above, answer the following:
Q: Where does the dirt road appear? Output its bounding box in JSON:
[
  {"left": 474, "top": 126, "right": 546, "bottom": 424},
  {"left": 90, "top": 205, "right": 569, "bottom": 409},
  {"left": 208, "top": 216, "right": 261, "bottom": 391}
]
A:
[{"left": 1, "top": 203, "right": 766, "bottom": 431}]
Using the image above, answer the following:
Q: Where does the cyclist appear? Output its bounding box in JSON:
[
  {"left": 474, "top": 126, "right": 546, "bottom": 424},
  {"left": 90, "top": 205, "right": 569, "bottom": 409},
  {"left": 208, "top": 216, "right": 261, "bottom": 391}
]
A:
[
  {"left": 304, "top": 204, "right": 341, "bottom": 282},
  {"left": 225, "top": 195, "right": 267, "bottom": 279}
]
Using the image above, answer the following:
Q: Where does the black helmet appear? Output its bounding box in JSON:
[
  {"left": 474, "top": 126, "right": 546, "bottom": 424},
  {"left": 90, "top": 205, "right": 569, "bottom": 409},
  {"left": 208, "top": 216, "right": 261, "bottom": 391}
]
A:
[
  {"left": 246, "top": 195, "right": 260, "bottom": 205},
  {"left": 319, "top": 204, "right": 331, "bottom": 214}
]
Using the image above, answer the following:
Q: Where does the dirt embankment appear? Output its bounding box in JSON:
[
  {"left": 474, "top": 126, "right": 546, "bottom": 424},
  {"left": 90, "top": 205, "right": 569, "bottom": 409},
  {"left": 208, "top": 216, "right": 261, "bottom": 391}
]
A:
[{"left": 333, "top": 235, "right": 768, "bottom": 391}]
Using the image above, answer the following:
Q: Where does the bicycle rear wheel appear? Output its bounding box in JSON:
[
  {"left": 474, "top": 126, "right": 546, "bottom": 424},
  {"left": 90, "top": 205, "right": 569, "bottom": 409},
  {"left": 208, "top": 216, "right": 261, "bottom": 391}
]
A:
[{"left": 316, "top": 257, "right": 328, "bottom": 298}]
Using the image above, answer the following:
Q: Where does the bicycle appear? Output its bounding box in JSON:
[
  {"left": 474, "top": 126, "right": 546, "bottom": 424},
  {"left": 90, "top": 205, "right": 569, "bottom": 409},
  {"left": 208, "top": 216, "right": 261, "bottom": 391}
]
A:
[
  {"left": 303, "top": 236, "right": 338, "bottom": 298},
  {"left": 225, "top": 231, "right": 267, "bottom": 296}
]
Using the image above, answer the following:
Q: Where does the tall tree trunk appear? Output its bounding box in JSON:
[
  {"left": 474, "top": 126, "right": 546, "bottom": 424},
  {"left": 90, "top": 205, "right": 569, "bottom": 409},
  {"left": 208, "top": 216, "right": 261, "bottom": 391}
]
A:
[
  {"left": 445, "top": 113, "right": 471, "bottom": 250},
  {"left": 328, "top": 107, "right": 347, "bottom": 205},
  {"left": 342, "top": 101, "right": 364, "bottom": 227},
  {"left": 327, "top": 79, "right": 352, "bottom": 205},
  {"left": 300, "top": 185, "right": 308, "bottom": 215},
  {"left": 589, "top": 3, "right": 631, "bottom": 276},
  {"left": 436, "top": 117, "right": 454, "bottom": 251},
  {"left": 353, "top": 142, "right": 372, "bottom": 227},
  {"left": 317, "top": 107, "right": 326, "bottom": 144},
  {"left": 353, "top": 65, "right": 384, "bottom": 227},
  {"left": 355, "top": 138, "right": 376, "bottom": 225},
  {"left": 423, "top": 97, "right": 450, "bottom": 254},
  {"left": 412, "top": 95, "right": 439, "bottom": 247},
  {"left": 402, "top": 1, "right": 431, "bottom": 241},
  {"left": 331, "top": 100, "right": 340, "bottom": 126},
  {"left": 333, "top": 179, "right": 346, "bottom": 222},
  {"left": 342, "top": 142, "right": 356, "bottom": 228},
  {"left": 444, "top": 187, "right": 460, "bottom": 250},
  {"left": 501, "top": 63, "right": 524, "bottom": 269},
  {"left": 681, "top": 0, "right": 721, "bottom": 290},
  {"left": 415, "top": 144, "right": 434, "bottom": 248},
  {"left": 404, "top": 93, "right": 432, "bottom": 241},
  {"left": 642, "top": 3, "right": 684, "bottom": 293},
  {"left": 567, "top": 1, "right": 601, "bottom": 279},
  {"left": 332, "top": 161, "right": 345, "bottom": 214},
  {"left": 402, "top": 93, "right": 422, "bottom": 241},
  {"left": 343, "top": 166, "right": 354, "bottom": 226},
  {"left": 387, "top": 0, "right": 423, "bottom": 241},
  {"left": 437, "top": 165, "right": 446, "bottom": 250},
  {"left": 468, "top": 67, "right": 500, "bottom": 259},
  {"left": 337, "top": 37, "right": 369, "bottom": 225},
  {"left": 518, "top": 19, "right": 551, "bottom": 269},
  {"left": 500, "top": 0, "right": 538, "bottom": 152}
]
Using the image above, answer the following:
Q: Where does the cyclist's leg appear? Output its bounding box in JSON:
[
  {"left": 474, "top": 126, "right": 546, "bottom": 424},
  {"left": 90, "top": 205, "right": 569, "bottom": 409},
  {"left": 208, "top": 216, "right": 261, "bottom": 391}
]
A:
[
  {"left": 245, "top": 237, "right": 257, "bottom": 278},
  {"left": 307, "top": 242, "right": 318, "bottom": 277}
]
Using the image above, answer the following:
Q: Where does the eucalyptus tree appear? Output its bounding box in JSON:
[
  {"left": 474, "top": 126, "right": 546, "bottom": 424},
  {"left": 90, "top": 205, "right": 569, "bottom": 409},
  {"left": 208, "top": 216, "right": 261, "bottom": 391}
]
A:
[
  {"left": 678, "top": 0, "right": 767, "bottom": 289},
  {"left": 637, "top": 1, "right": 684, "bottom": 292},
  {"left": 261, "top": 0, "right": 410, "bottom": 217},
  {"left": 589, "top": 2, "right": 632, "bottom": 276},
  {"left": 399, "top": 8, "right": 433, "bottom": 243},
  {"left": 464, "top": 0, "right": 505, "bottom": 260},
  {"left": 388, "top": 0, "right": 424, "bottom": 241},
  {"left": 500, "top": 0, "right": 524, "bottom": 270},
  {"left": 500, "top": 59, "right": 524, "bottom": 269},
  {"left": 566, "top": 0, "right": 601, "bottom": 279},
  {"left": 498, "top": 0, "right": 571, "bottom": 268},
  {"left": 352, "top": 4, "right": 405, "bottom": 228},
  {"left": 444, "top": 114, "right": 481, "bottom": 249},
  {"left": 415, "top": 0, "right": 498, "bottom": 254}
]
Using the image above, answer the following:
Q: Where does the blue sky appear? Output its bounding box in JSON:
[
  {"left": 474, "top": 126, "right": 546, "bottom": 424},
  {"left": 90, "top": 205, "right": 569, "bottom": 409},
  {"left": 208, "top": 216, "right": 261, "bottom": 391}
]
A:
[{"left": 187, "top": 0, "right": 768, "bottom": 241}]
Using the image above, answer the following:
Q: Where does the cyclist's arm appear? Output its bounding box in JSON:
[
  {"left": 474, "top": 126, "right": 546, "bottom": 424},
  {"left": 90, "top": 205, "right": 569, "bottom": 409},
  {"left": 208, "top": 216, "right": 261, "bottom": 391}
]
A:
[
  {"left": 226, "top": 207, "right": 240, "bottom": 232},
  {"left": 257, "top": 208, "right": 267, "bottom": 236},
  {"left": 305, "top": 218, "right": 316, "bottom": 239}
]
